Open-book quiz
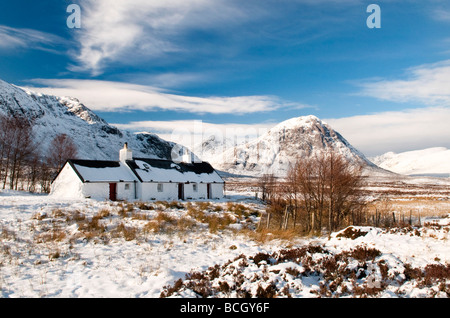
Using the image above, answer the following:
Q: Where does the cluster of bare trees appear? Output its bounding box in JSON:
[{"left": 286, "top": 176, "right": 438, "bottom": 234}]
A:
[
  {"left": 259, "top": 152, "right": 366, "bottom": 235},
  {"left": 0, "top": 113, "right": 78, "bottom": 193}
]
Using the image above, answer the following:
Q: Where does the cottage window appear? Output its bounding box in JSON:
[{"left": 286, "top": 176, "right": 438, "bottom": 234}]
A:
[
  {"left": 157, "top": 183, "right": 163, "bottom": 192},
  {"left": 193, "top": 183, "right": 198, "bottom": 192},
  {"left": 124, "top": 184, "right": 130, "bottom": 190}
]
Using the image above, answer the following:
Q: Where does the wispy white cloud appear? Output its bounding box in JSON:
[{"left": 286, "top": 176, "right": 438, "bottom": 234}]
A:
[
  {"left": 23, "top": 78, "right": 309, "bottom": 114},
  {"left": 0, "top": 25, "right": 68, "bottom": 53},
  {"left": 356, "top": 60, "right": 450, "bottom": 107},
  {"left": 432, "top": 7, "right": 450, "bottom": 22},
  {"left": 326, "top": 107, "right": 450, "bottom": 156},
  {"left": 114, "top": 120, "right": 273, "bottom": 134},
  {"left": 114, "top": 119, "right": 274, "bottom": 140},
  {"left": 349, "top": 59, "right": 450, "bottom": 155},
  {"left": 72, "top": 0, "right": 256, "bottom": 74}
]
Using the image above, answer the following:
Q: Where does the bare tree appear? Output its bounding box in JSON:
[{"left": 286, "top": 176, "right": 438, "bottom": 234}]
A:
[
  {"left": 24, "top": 151, "right": 42, "bottom": 192},
  {"left": 0, "top": 114, "right": 37, "bottom": 190},
  {"left": 46, "top": 133, "right": 78, "bottom": 172},
  {"left": 323, "top": 151, "right": 365, "bottom": 232},
  {"left": 0, "top": 114, "right": 8, "bottom": 184},
  {"left": 273, "top": 151, "right": 366, "bottom": 235},
  {"left": 0, "top": 115, "right": 79, "bottom": 193},
  {"left": 258, "top": 173, "right": 277, "bottom": 202}
]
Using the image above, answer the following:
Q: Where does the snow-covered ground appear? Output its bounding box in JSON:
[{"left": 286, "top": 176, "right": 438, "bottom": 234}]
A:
[{"left": 0, "top": 189, "right": 449, "bottom": 298}]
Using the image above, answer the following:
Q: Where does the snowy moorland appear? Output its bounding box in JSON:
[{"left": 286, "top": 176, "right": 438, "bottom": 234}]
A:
[{"left": 0, "top": 188, "right": 449, "bottom": 298}]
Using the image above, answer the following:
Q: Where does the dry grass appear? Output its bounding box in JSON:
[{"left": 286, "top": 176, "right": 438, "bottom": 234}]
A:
[
  {"left": 205, "top": 214, "right": 234, "bottom": 233},
  {"left": 239, "top": 227, "right": 300, "bottom": 244},
  {"left": 24, "top": 200, "right": 250, "bottom": 242},
  {"left": 34, "top": 226, "right": 66, "bottom": 243},
  {"left": 365, "top": 195, "right": 450, "bottom": 228},
  {"left": 115, "top": 223, "right": 138, "bottom": 241},
  {"left": 389, "top": 198, "right": 450, "bottom": 217},
  {"left": 143, "top": 210, "right": 197, "bottom": 235}
]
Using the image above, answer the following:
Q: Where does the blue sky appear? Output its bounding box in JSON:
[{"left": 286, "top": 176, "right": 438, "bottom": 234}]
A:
[{"left": 1, "top": 0, "right": 450, "bottom": 156}]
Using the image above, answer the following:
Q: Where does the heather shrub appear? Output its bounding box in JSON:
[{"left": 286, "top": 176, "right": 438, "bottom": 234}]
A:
[
  {"left": 160, "top": 243, "right": 396, "bottom": 298},
  {"left": 136, "top": 201, "right": 154, "bottom": 210},
  {"left": 251, "top": 252, "right": 273, "bottom": 265},
  {"left": 336, "top": 226, "right": 368, "bottom": 240},
  {"left": 348, "top": 246, "right": 381, "bottom": 261},
  {"left": 423, "top": 263, "right": 450, "bottom": 286},
  {"left": 256, "top": 282, "right": 277, "bottom": 298}
]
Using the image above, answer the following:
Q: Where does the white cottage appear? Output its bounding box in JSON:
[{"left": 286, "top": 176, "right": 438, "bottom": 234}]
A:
[{"left": 50, "top": 144, "right": 225, "bottom": 201}]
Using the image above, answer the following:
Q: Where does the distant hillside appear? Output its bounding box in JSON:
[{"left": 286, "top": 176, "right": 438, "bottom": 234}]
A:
[{"left": 370, "top": 147, "right": 450, "bottom": 177}]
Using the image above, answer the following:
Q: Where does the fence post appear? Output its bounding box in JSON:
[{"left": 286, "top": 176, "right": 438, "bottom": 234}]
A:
[{"left": 375, "top": 208, "right": 378, "bottom": 227}]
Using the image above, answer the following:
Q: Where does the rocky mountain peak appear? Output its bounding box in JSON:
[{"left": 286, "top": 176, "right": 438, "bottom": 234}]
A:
[{"left": 209, "top": 115, "right": 382, "bottom": 177}]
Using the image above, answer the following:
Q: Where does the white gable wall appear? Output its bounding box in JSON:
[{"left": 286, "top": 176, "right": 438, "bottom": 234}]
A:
[{"left": 50, "top": 163, "right": 84, "bottom": 199}]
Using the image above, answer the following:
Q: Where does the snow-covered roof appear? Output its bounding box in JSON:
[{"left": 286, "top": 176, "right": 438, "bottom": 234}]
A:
[
  {"left": 66, "top": 158, "right": 224, "bottom": 184},
  {"left": 69, "top": 160, "right": 139, "bottom": 183},
  {"left": 126, "top": 158, "right": 224, "bottom": 183}
]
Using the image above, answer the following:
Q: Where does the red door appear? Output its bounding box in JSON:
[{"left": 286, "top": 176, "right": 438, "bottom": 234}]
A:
[{"left": 109, "top": 183, "right": 117, "bottom": 201}]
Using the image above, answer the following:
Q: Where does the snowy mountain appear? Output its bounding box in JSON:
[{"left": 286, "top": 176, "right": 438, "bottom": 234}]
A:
[
  {"left": 0, "top": 79, "right": 176, "bottom": 161},
  {"left": 208, "top": 115, "right": 384, "bottom": 177},
  {"left": 370, "top": 147, "right": 450, "bottom": 177}
]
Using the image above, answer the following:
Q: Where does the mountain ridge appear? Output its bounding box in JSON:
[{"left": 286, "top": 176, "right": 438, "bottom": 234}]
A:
[{"left": 0, "top": 78, "right": 176, "bottom": 161}]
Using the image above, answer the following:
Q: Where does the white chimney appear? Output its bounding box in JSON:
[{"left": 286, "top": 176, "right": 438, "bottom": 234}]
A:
[
  {"left": 120, "top": 143, "right": 133, "bottom": 162},
  {"left": 182, "top": 148, "right": 192, "bottom": 164}
]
